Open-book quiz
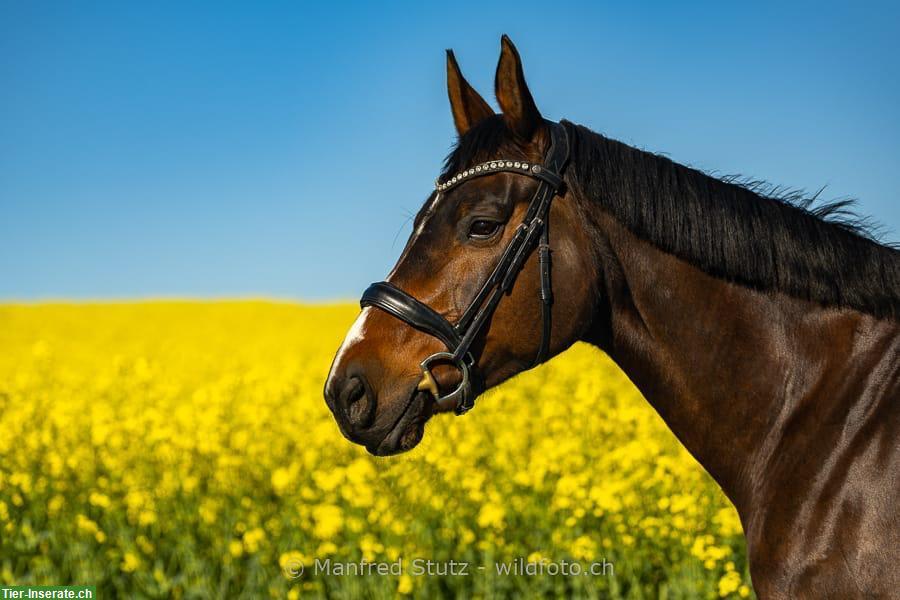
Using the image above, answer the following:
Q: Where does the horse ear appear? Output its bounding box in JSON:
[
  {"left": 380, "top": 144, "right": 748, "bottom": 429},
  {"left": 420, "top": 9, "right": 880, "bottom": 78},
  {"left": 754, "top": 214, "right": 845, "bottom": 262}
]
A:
[
  {"left": 447, "top": 49, "right": 494, "bottom": 136},
  {"left": 494, "top": 35, "right": 542, "bottom": 140}
]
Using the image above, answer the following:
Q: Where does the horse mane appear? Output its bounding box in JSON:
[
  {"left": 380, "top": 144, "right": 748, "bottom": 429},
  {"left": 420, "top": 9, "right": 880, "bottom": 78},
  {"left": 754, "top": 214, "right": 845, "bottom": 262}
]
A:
[{"left": 444, "top": 117, "right": 900, "bottom": 320}]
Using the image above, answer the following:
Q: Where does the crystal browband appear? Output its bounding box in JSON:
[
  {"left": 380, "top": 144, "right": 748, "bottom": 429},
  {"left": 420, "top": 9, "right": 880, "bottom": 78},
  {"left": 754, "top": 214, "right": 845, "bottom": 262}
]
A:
[{"left": 435, "top": 160, "right": 543, "bottom": 192}]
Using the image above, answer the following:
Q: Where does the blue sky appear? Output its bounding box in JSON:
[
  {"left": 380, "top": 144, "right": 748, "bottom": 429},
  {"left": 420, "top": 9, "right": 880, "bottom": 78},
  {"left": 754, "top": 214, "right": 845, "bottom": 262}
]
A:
[{"left": 2, "top": 1, "right": 898, "bottom": 300}]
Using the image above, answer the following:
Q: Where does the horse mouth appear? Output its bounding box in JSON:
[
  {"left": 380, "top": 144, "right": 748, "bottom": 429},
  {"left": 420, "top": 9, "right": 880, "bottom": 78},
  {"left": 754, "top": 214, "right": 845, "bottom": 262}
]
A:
[{"left": 367, "top": 390, "right": 431, "bottom": 456}]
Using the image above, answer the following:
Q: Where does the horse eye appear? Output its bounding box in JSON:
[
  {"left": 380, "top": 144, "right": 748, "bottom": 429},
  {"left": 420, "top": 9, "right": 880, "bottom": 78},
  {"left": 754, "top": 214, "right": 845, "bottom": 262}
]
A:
[{"left": 468, "top": 219, "right": 501, "bottom": 239}]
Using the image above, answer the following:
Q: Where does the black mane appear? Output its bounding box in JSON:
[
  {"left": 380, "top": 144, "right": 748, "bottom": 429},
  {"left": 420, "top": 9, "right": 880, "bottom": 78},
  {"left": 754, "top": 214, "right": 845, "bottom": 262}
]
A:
[{"left": 445, "top": 117, "right": 900, "bottom": 320}]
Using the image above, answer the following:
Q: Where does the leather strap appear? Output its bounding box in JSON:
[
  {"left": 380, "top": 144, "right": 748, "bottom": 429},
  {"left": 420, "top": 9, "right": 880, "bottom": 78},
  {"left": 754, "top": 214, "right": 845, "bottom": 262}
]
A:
[
  {"left": 361, "top": 282, "right": 462, "bottom": 350},
  {"left": 537, "top": 224, "right": 552, "bottom": 364}
]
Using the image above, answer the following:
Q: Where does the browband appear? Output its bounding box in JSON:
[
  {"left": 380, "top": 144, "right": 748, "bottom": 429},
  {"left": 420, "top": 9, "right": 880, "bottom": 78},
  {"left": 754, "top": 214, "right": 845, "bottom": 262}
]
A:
[{"left": 435, "top": 160, "right": 562, "bottom": 192}]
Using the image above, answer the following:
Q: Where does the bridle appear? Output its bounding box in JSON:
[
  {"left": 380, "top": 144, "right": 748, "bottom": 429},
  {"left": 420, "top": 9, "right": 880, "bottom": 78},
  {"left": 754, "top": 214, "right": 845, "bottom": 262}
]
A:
[{"left": 360, "top": 121, "right": 571, "bottom": 415}]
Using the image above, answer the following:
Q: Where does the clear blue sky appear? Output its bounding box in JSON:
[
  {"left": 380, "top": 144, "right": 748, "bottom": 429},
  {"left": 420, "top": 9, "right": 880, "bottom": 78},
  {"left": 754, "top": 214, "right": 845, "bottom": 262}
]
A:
[{"left": 2, "top": 1, "right": 898, "bottom": 300}]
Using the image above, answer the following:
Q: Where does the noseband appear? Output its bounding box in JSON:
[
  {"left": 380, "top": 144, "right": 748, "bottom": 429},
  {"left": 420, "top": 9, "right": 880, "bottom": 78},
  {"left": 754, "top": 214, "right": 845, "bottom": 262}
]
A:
[{"left": 360, "top": 121, "right": 571, "bottom": 415}]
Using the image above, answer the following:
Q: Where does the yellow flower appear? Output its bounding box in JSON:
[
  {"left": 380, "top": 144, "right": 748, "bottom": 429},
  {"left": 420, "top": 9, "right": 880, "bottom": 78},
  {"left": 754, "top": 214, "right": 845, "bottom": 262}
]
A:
[
  {"left": 47, "top": 496, "right": 64, "bottom": 516},
  {"left": 312, "top": 504, "right": 343, "bottom": 539},
  {"left": 359, "top": 535, "right": 384, "bottom": 561},
  {"left": 718, "top": 570, "right": 742, "bottom": 597},
  {"left": 397, "top": 574, "right": 413, "bottom": 595},
  {"left": 317, "top": 542, "right": 337, "bottom": 556},
  {"left": 137, "top": 535, "right": 155, "bottom": 555},
  {"left": 75, "top": 514, "right": 99, "bottom": 536},
  {"left": 279, "top": 550, "right": 310, "bottom": 578},
  {"left": 271, "top": 468, "right": 293, "bottom": 495},
  {"left": 121, "top": 552, "right": 141, "bottom": 573},
  {"left": 312, "top": 470, "right": 343, "bottom": 493},
  {"left": 89, "top": 492, "right": 111, "bottom": 509},
  {"left": 243, "top": 527, "right": 266, "bottom": 554},
  {"left": 477, "top": 504, "right": 506, "bottom": 530},
  {"left": 198, "top": 499, "right": 218, "bottom": 524},
  {"left": 714, "top": 507, "right": 744, "bottom": 537},
  {"left": 570, "top": 535, "right": 597, "bottom": 562}
]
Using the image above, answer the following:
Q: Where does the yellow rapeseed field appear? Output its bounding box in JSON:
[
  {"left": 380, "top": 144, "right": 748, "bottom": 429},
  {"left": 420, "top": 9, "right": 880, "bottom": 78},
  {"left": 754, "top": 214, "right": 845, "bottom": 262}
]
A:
[{"left": 0, "top": 302, "right": 754, "bottom": 598}]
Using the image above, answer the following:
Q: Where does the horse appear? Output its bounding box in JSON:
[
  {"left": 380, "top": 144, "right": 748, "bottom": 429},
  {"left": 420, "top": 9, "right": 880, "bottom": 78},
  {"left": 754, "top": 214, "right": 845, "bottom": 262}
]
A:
[{"left": 323, "top": 36, "right": 900, "bottom": 598}]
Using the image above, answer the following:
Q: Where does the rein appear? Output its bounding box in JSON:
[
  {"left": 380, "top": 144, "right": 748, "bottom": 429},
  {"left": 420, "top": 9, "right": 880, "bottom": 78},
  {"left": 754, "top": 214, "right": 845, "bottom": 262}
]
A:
[{"left": 360, "top": 121, "right": 571, "bottom": 414}]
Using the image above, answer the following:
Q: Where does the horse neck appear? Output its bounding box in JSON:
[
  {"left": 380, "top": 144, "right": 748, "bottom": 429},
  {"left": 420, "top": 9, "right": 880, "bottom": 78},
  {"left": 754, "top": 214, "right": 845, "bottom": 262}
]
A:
[{"left": 579, "top": 209, "right": 890, "bottom": 516}]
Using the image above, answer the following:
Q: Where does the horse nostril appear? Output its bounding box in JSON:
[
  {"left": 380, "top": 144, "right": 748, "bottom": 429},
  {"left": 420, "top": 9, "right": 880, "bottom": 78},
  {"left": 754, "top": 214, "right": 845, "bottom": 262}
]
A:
[{"left": 342, "top": 376, "right": 374, "bottom": 428}]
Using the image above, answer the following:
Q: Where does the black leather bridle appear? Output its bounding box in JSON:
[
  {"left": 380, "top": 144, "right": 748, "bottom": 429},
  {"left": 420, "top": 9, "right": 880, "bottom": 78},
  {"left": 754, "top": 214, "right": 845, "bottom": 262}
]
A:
[{"left": 360, "top": 121, "right": 571, "bottom": 415}]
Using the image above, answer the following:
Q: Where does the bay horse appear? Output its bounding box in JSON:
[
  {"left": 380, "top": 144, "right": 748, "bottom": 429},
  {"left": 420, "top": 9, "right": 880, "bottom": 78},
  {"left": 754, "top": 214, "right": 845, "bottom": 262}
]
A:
[{"left": 324, "top": 36, "right": 900, "bottom": 598}]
